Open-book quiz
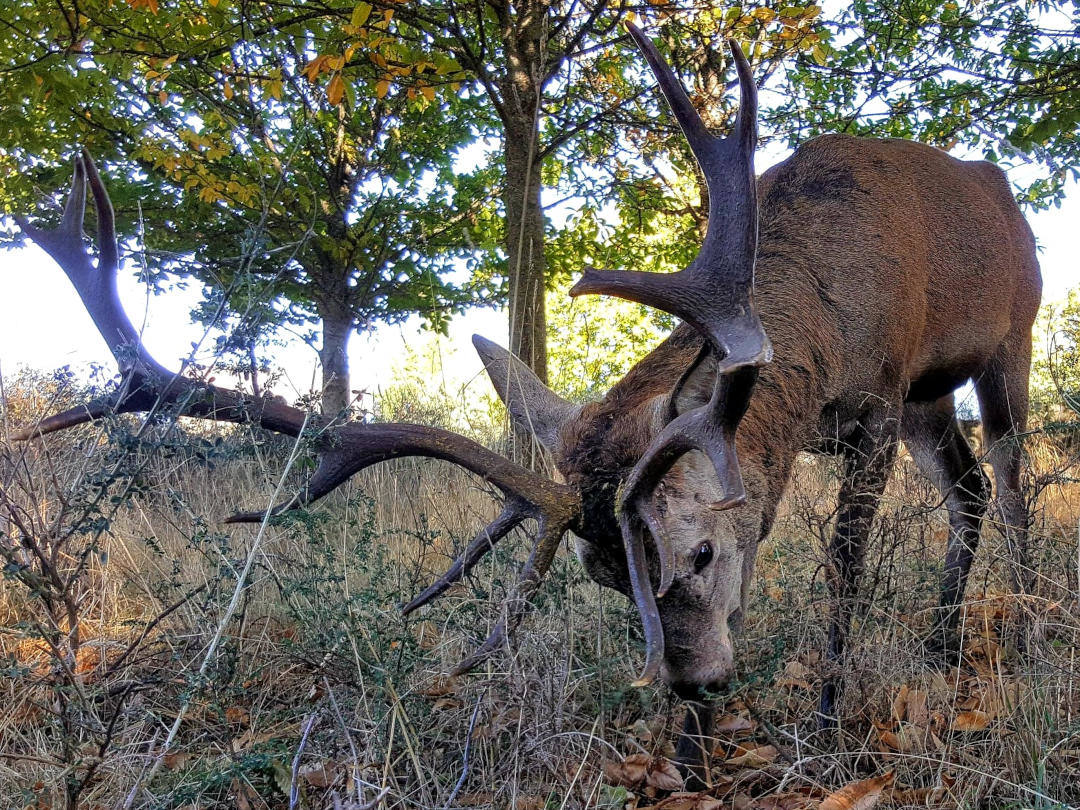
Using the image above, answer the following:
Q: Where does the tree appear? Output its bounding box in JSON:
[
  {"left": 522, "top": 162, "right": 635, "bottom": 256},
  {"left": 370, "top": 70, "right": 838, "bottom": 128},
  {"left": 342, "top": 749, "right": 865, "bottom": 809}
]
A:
[
  {"left": 774, "top": 0, "right": 1080, "bottom": 207},
  {"left": 0, "top": 0, "right": 484, "bottom": 415}
]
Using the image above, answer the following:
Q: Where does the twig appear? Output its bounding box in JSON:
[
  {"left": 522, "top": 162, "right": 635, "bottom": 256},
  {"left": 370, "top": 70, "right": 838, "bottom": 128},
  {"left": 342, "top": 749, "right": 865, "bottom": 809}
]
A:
[
  {"left": 290, "top": 711, "right": 321, "bottom": 810},
  {"left": 441, "top": 695, "right": 483, "bottom": 810}
]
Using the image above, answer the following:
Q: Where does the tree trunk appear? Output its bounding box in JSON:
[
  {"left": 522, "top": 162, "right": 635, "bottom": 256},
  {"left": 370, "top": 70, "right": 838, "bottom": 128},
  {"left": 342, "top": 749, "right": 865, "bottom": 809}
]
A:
[
  {"left": 500, "top": 12, "right": 548, "bottom": 385},
  {"left": 317, "top": 299, "right": 354, "bottom": 417}
]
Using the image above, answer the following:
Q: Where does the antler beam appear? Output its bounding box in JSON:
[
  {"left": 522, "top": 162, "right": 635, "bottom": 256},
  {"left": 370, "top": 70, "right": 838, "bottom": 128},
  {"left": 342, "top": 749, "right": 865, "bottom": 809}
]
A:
[{"left": 14, "top": 150, "right": 580, "bottom": 673}]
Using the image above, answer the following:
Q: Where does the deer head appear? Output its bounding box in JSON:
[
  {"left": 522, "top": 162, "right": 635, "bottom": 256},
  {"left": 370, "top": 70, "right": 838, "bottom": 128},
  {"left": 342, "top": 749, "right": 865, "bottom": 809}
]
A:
[{"left": 13, "top": 23, "right": 767, "bottom": 782}]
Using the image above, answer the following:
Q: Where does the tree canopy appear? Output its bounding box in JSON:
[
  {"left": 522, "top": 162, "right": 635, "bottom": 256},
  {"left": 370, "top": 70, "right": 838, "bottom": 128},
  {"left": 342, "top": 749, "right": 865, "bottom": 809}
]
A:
[{"left": 2, "top": 0, "right": 1076, "bottom": 411}]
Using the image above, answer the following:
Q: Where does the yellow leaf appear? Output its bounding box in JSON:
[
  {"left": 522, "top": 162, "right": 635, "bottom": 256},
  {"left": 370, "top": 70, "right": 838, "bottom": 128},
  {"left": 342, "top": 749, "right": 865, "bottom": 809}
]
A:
[
  {"left": 421, "top": 85, "right": 435, "bottom": 102},
  {"left": 327, "top": 74, "right": 345, "bottom": 105},
  {"left": 223, "top": 81, "right": 233, "bottom": 100},
  {"left": 750, "top": 7, "right": 775, "bottom": 23},
  {"left": 376, "top": 79, "right": 390, "bottom": 98},
  {"left": 303, "top": 55, "right": 326, "bottom": 82},
  {"left": 267, "top": 79, "right": 283, "bottom": 100},
  {"left": 819, "top": 772, "right": 894, "bottom": 810},
  {"left": 326, "top": 55, "right": 345, "bottom": 71},
  {"left": 350, "top": 2, "right": 372, "bottom": 28}
]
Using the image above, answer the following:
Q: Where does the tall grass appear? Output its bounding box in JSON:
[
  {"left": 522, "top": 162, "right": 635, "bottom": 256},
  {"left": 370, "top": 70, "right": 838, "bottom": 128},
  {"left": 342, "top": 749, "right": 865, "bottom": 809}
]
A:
[{"left": 1, "top": 369, "right": 1078, "bottom": 809}]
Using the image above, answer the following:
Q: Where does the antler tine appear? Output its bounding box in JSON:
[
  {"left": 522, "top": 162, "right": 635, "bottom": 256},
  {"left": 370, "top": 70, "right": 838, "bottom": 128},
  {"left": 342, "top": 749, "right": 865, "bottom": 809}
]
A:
[
  {"left": 624, "top": 22, "right": 722, "bottom": 172},
  {"left": 450, "top": 514, "right": 569, "bottom": 676},
  {"left": 402, "top": 497, "right": 530, "bottom": 615},
  {"left": 81, "top": 149, "right": 119, "bottom": 281},
  {"left": 728, "top": 40, "right": 758, "bottom": 156},
  {"left": 621, "top": 511, "right": 666, "bottom": 686},
  {"left": 224, "top": 423, "right": 578, "bottom": 523}
]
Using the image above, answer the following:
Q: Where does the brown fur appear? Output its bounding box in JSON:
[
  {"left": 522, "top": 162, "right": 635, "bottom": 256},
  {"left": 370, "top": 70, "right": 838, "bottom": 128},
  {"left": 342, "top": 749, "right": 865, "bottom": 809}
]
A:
[
  {"left": 559, "top": 134, "right": 1039, "bottom": 506},
  {"left": 547, "top": 135, "right": 1040, "bottom": 702}
]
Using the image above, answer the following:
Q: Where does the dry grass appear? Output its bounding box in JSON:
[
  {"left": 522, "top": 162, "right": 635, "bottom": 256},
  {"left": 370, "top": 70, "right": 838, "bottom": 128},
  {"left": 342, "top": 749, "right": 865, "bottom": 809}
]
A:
[{"left": 1, "top": 376, "right": 1078, "bottom": 809}]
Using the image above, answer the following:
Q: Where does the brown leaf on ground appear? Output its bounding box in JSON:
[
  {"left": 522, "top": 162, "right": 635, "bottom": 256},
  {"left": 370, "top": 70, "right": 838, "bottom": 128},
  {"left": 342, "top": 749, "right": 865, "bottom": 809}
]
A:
[
  {"left": 162, "top": 752, "right": 191, "bottom": 771},
  {"left": 644, "top": 792, "right": 725, "bottom": 810},
  {"left": 891, "top": 685, "right": 929, "bottom": 726},
  {"left": 646, "top": 756, "right": 684, "bottom": 791},
  {"left": 776, "top": 660, "right": 814, "bottom": 690},
  {"left": 876, "top": 721, "right": 943, "bottom": 755},
  {"left": 224, "top": 706, "right": 250, "bottom": 726},
  {"left": 299, "top": 760, "right": 340, "bottom": 788},
  {"left": 457, "top": 793, "right": 494, "bottom": 806},
  {"left": 754, "top": 791, "right": 818, "bottom": 809},
  {"left": 818, "top": 772, "right": 894, "bottom": 810},
  {"left": 715, "top": 713, "right": 755, "bottom": 733},
  {"left": 725, "top": 744, "right": 779, "bottom": 768},
  {"left": 952, "top": 709, "right": 992, "bottom": 731},
  {"left": 418, "top": 675, "right": 458, "bottom": 698},
  {"left": 605, "top": 753, "right": 684, "bottom": 791}
]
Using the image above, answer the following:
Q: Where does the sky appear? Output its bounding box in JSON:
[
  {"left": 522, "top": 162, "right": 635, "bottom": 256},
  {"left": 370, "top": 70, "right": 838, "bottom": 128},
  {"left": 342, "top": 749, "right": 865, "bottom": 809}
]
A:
[{"left": 1, "top": 155, "right": 1076, "bottom": 407}]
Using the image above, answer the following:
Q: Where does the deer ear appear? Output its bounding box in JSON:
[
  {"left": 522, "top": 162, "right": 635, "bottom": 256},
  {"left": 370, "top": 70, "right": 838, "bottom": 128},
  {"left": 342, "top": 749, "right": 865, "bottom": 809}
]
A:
[
  {"left": 472, "top": 335, "right": 580, "bottom": 451},
  {"left": 671, "top": 346, "right": 719, "bottom": 416}
]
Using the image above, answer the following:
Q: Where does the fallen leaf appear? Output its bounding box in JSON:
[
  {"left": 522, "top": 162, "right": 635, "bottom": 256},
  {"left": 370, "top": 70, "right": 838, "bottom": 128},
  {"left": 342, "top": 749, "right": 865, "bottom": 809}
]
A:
[
  {"left": 725, "top": 744, "right": 779, "bottom": 768},
  {"left": 457, "top": 793, "right": 494, "bottom": 806},
  {"left": 754, "top": 791, "right": 818, "bottom": 810},
  {"left": 300, "top": 760, "right": 339, "bottom": 788},
  {"left": 819, "top": 772, "right": 894, "bottom": 810},
  {"left": 162, "top": 752, "right": 190, "bottom": 770},
  {"left": 224, "top": 706, "right": 249, "bottom": 726},
  {"left": 646, "top": 792, "right": 725, "bottom": 809},
  {"left": 952, "top": 709, "right": 991, "bottom": 731},
  {"left": 876, "top": 722, "right": 942, "bottom": 755},
  {"left": 646, "top": 757, "right": 683, "bottom": 791},
  {"left": 776, "top": 660, "right": 814, "bottom": 690},
  {"left": 418, "top": 675, "right": 458, "bottom": 698},
  {"left": 891, "top": 685, "right": 929, "bottom": 727},
  {"left": 604, "top": 753, "right": 683, "bottom": 791},
  {"left": 715, "top": 713, "right": 755, "bottom": 733}
]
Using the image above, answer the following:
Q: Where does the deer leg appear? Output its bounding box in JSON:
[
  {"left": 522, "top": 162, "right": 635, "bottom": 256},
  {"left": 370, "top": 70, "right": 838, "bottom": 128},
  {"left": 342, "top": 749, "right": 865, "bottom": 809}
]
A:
[
  {"left": 818, "top": 410, "right": 898, "bottom": 729},
  {"left": 974, "top": 346, "right": 1033, "bottom": 643},
  {"left": 902, "top": 397, "right": 991, "bottom": 661}
]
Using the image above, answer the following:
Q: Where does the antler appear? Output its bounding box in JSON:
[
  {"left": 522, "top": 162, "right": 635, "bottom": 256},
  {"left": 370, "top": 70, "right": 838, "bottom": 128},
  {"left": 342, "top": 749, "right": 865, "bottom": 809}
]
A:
[
  {"left": 14, "top": 150, "right": 581, "bottom": 672},
  {"left": 570, "top": 25, "right": 772, "bottom": 686}
]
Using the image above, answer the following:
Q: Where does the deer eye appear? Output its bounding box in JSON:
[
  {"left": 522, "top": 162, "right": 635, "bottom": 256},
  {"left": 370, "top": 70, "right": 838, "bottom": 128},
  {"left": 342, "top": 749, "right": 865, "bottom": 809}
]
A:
[{"left": 693, "top": 542, "right": 713, "bottom": 573}]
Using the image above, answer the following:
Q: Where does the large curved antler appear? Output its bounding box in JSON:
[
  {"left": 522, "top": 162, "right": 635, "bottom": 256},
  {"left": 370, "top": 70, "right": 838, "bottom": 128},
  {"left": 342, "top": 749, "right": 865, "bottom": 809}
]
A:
[
  {"left": 570, "top": 24, "right": 772, "bottom": 686},
  {"left": 14, "top": 150, "right": 581, "bottom": 672}
]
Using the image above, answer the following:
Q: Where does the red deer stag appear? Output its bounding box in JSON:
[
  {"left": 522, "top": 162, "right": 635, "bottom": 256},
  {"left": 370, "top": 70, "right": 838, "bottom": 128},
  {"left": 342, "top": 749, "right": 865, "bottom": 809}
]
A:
[{"left": 14, "top": 24, "right": 1040, "bottom": 787}]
